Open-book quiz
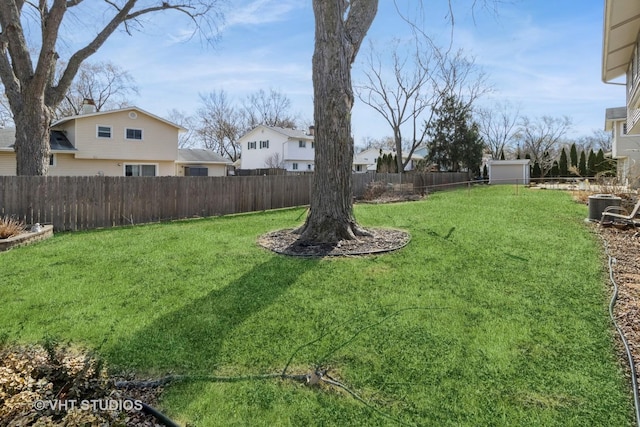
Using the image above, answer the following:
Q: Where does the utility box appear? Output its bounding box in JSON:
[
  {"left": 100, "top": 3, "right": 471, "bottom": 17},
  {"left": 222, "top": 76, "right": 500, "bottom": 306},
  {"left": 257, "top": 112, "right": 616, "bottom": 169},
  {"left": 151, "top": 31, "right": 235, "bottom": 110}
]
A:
[{"left": 588, "top": 194, "right": 621, "bottom": 222}]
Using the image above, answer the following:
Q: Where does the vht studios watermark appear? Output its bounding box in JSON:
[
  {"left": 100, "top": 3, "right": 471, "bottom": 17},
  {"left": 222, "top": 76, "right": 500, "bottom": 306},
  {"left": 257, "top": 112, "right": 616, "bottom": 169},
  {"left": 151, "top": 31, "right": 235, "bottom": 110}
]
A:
[{"left": 32, "top": 399, "right": 143, "bottom": 412}]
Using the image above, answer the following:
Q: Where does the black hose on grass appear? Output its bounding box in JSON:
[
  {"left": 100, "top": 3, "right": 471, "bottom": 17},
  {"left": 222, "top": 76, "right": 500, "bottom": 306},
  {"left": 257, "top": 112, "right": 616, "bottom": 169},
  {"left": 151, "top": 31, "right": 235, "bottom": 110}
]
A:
[
  {"left": 123, "top": 397, "right": 181, "bottom": 427},
  {"left": 604, "top": 240, "right": 640, "bottom": 427}
]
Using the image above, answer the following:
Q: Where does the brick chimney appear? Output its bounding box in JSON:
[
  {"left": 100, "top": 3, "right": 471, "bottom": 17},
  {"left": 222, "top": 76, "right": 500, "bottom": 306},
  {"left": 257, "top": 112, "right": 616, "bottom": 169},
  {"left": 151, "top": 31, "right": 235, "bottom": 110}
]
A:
[{"left": 308, "top": 125, "right": 315, "bottom": 136}]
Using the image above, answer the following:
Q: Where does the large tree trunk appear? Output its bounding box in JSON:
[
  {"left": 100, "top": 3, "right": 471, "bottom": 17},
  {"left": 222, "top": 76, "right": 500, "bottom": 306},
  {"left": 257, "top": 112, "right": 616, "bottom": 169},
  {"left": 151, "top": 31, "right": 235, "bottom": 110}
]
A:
[
  {"left": 297, "top": 0, "right": 378, "bottom": 243},
  {"left": 13, "top": 98, "right": 53, "bottom": 176}
]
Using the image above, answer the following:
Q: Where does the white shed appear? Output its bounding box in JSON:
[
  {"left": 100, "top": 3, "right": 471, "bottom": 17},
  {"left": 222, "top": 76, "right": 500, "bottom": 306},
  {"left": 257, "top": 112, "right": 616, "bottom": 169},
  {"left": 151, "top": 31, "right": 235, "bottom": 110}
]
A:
[{"left": 488, "top": 160, "right": 530, "bottom": 184}]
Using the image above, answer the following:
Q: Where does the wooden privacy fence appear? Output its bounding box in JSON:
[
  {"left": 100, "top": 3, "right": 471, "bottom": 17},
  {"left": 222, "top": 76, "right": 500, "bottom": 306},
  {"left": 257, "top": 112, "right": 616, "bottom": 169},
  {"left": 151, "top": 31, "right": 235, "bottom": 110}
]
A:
[
  {"left": 0, "top": 172, "right": 471, "bottom": 231},
  {"left": 0, "top": 175, "right": 311, "bottom": 231}
]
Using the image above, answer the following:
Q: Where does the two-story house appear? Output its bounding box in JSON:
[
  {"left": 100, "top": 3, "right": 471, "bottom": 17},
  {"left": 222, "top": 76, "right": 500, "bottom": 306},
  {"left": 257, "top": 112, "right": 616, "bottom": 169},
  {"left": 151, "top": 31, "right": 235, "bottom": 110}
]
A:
[
  {"left": 239, "top": 125, "right": 315, "bottom": 172},
  {"left": 602, "top": 0, "right": 640, "bottom": 187},
  {"left": 0, "top": 105, "right": 231, "bottom": 176}
]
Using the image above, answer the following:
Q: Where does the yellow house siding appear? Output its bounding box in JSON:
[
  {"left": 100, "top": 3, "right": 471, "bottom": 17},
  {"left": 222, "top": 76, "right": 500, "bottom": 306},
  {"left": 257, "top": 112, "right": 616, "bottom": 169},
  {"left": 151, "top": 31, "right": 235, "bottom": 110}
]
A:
[
  {"left": 0, "top": 152, "right": 15, "bottom": 175},
  {"left": 64, "top": 110, "right": 178, "bottom": 161},
  {"left": 48, "top": 157, "right": 174, "bottom": 176}
]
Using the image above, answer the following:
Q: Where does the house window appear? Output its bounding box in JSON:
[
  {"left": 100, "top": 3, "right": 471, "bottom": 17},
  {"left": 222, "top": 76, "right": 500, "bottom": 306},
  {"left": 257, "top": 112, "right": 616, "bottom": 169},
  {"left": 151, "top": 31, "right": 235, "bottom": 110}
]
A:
[
  {"left": 184, "top": 166, "right": 208, "bottom": 176},
  {"left": 97, "top": 126, "right": 112, "bottom": 138},
  {"left": 299, "top": 140, "right": 306, "bottom": 148},
  {"left": 292, "top": 163, "right": 298, "bottom": 170},
  {"left": 307, "top": 164, "right": 312, "bottom": 170},
  {"left": 49, "top": 154, "right": 56, "bottom": 167},
  {"left": 311, "top": 142, "right": 315, "bottom": 149},
  {"left": 623, "top": 123, "right": 628, "bottom": 135},
  {"left": 125, "top": 164, "right": 156, "bottom": 176},
  {"left": 248, "top": 141, "right": 257, "bottom": 150},
  {"left": 125, "top": 128, "right": 143, "bottom": 140},
  {"left": 260, "top": 140, "right": 269, "bottom": 149}
]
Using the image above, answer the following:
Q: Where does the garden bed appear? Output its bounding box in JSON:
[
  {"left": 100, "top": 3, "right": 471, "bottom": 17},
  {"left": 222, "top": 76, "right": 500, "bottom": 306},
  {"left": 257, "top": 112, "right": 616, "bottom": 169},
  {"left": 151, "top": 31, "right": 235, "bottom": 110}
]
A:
[{"left": 0, "top": 225, "right": 53, "bottom": 252}]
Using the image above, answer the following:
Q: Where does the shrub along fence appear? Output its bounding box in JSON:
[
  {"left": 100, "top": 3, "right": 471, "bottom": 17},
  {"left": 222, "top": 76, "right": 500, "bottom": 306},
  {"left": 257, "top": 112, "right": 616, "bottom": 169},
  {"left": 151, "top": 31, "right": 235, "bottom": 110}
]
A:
[{"left": 0, "top": 172, "right": 471, "bottom": 231}]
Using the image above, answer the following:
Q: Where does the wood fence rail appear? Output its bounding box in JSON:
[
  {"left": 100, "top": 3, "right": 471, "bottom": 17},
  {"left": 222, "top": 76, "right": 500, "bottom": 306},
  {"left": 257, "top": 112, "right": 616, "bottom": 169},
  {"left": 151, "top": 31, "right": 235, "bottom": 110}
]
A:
[{"left": 0, "top": 172, "right": 471, "bottom": 231}]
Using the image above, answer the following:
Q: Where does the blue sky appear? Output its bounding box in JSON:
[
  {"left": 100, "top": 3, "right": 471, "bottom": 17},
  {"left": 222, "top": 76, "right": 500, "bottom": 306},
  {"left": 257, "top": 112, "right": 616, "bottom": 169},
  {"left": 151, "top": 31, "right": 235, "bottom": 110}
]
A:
[{"left": 82, "top": 0, "right": 624, "bottom": 147}]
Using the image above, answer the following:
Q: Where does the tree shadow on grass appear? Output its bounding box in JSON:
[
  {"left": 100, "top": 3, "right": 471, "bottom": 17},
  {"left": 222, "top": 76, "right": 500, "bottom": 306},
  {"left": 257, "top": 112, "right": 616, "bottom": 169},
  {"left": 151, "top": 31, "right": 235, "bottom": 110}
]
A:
[{"left": 103, "top": 255, "right": 319, "bottom": 374}]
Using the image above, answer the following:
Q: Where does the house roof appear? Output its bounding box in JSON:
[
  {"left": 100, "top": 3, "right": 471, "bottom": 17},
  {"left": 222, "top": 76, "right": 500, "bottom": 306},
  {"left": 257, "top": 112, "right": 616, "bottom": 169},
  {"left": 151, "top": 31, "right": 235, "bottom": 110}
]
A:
[
  {"left": 177, "top": 148, "right": 231, "bottom": 164},
  {"left": 605, "top": 106, "right": 627, "bottom": 130},
  {"left": 52, "top": 106, "right": 186, "bottom": 131},
  {"left": 0, "top": 128, "right": 76, "bottom": 151},
  {"left": 602, "top": 0, "right": 640, "bottom": 82},
  {"left": 253, "top": 125, "right": 314, "bottom": 140}
]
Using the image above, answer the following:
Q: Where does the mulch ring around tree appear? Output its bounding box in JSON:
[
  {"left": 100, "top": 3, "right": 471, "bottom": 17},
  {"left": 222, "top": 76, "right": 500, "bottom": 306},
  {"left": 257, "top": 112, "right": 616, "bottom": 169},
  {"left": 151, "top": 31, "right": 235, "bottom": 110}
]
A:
[{"left": 258, "top": 228, "right": 411, "bottom": 257}]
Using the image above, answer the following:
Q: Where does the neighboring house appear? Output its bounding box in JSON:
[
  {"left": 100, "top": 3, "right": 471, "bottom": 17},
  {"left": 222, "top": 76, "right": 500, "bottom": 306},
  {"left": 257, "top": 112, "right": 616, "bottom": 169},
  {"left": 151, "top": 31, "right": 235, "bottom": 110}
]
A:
[
  {"left": 602, "top": 0, "right": 640, "bottom": 187},
  {"left": 605, "top": 107, "right": 640, "bottom": 187},
  {"left": 238, "top": 125, "right": 315, "bottom": 172},
  {"left": 0, "top": 105, "right": 230, "bottom": 176},
  {"left": 352, "top": 148, "right": 423, "bottom": 173}
]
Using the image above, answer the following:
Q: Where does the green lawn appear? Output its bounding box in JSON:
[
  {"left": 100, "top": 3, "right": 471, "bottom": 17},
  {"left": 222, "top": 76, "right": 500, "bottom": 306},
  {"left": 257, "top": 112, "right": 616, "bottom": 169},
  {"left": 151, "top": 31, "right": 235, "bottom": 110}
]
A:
[{"left": 0, "top": 185, "right": 633, "bottom": 426}]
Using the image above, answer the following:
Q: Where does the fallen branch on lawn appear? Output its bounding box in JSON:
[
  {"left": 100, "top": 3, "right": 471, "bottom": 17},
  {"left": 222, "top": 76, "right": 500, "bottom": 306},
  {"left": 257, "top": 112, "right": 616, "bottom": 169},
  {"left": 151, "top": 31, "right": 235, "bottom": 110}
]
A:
[{"left": 115, "top": 305, "right": 448, "bottom": 426}]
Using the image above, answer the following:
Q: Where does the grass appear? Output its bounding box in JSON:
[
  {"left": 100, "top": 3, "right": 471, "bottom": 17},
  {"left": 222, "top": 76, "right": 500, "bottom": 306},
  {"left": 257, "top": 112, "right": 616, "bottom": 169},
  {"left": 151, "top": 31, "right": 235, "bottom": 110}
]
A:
[{"left": 0, "top": 185, "right": 634, "bottom": 426}]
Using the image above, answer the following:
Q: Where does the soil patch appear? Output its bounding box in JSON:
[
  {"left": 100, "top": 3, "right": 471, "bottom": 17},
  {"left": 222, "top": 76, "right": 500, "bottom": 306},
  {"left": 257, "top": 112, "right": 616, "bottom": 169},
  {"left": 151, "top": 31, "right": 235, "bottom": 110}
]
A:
[
  {"left": 597, "top": 224, "right": 640, "bottom": 401},
  {"left": 258, "top": 228, "right": 411, "bottom": 257}
]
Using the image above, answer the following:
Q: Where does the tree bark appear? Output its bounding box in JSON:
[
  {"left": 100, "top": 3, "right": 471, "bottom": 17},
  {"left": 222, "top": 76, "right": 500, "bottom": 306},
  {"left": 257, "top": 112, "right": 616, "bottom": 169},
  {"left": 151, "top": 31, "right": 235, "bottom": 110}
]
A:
[
  {"left": 297, "top": 0, "right": 377, "bottom": 242},
  {"left": 13, "top": 94, "right": 53, "bottom": 176}
]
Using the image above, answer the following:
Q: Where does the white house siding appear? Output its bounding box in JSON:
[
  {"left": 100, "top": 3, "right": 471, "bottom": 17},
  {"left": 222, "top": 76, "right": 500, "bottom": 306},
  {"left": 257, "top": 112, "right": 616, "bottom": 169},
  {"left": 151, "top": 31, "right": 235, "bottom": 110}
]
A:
[
  {"left": 284, "top": 141, "right": 314, "bottom": 161},
  {"left": 606, "top": 108, "right": 640, "bottom": 187},
  {"left": 239, "top": 127, "right": 284, "bottom": 169}
]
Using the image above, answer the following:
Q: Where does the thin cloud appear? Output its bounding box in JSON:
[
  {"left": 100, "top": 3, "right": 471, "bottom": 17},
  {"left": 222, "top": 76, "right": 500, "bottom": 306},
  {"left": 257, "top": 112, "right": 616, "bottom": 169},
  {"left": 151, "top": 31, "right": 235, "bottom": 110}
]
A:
[{"left": 224, "top": 0, "right": 304, "bottom": 28}]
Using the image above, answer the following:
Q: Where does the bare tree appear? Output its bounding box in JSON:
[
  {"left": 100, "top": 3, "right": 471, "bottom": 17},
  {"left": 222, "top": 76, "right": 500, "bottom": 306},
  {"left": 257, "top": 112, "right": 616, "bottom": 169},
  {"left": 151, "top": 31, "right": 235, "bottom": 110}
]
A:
[
  {"left": 517, "top": 115, "right": 572, "bottom": 177},
  {"left": 295, "top": 0, "right": 378, "bottom": 242},
  {"left": 0, "top": 0, "right": 223, "bottom": 175},
  {"left": 476, "top": 101, "right": 520, "bottom": 159},
  {"left": 264, "top": 153, "right": 284, "bottom": 168},
  {"left": 242, "top": 88, "right": 297, "bottom": 129},
  {"left": 358, "top": 136, "right": 396, "bottom": 151},
  {"left": 196, "top": 90, "right": 242, "bottom": 161},
  {"left": 356, "top": 38, "right": 489, "bottom": 173},
  {"left": 166, "top": 109, "right": 197, "bottom": 149},
  {"left": 576, "top": 129, "right": 612, "bottom": 153},
  {"left": 55, "top": 61, "right": 139, "bottom": 119}
]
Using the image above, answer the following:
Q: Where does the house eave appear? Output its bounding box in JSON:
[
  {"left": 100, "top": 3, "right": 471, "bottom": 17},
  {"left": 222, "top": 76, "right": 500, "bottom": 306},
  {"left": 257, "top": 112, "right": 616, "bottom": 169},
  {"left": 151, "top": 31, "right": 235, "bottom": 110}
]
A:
[
  {"left": 602, "top": 0, "right": 640, "bottom": 82},
  {"left": 176, "top": 160, "right": 231, "bottom": 165}
]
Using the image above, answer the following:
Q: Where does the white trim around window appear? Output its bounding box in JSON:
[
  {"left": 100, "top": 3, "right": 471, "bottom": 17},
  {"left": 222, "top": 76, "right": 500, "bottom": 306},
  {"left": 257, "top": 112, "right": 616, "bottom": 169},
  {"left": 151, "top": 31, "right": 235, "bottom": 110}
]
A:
[
  {"left": 125, "top": 128, "right": 143, "bottom": 140},
  {"left": 49, "top": 154, "right": 56, "bottom": 167},
  {"left": 97, "top": 125, "right": 112, "bottom": 139}
]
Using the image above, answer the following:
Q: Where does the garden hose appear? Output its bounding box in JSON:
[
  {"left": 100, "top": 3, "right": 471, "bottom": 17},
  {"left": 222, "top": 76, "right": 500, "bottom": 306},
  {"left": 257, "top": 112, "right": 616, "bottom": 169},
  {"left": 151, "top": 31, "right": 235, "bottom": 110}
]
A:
[
  {"left": 124, "top": 397, "right": 181, "bottom": 427},
  {"left": 604, "top": 241, "right": 640, "bottom": 427}
]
